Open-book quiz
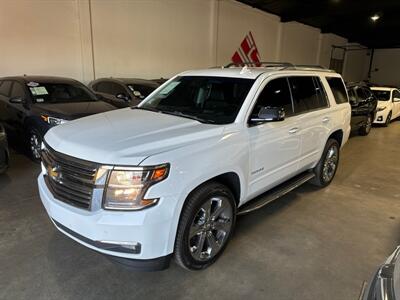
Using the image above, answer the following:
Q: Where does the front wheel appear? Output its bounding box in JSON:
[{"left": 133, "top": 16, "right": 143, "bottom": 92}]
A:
[
  {"left": 28, "top": 128, "right": 42, "bottom": 162},
  {"left": 359, "top": 114, "right": 373, "bottom": 136},
  {"left": 310, "top": 139, "right": 340, "bottom": 187},
  {"left": 174, "top": 182, "right": 236, "bottom": 270},
  {"left": 384, "top": 112, "right": 392, "bottom": 127}
]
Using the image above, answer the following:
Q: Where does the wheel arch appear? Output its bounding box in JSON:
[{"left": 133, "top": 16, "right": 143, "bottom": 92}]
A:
[{"left": 328, "top": 129, "right": 343, "bottom": 147}]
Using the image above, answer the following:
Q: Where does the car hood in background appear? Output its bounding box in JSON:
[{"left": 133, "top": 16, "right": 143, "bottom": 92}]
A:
[
  {"left": 44, "top": 108, "right": 224, "bottom": 165},
  {"left": 32, "top": 101, "right": 116, "bottom": 120}
]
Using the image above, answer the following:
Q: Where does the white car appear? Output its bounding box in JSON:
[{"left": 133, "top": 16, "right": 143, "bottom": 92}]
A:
[
  {"left": 38, "top": 64, "right": 351, "bottom": 271},
  {"left": 371, "top": 87, "right": 400, "bottom": 126}
]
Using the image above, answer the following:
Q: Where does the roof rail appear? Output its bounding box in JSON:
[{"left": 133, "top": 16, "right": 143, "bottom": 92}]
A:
[
  {"left": 293, "top": 64, "right": 336, "bottom": 73},
  {"left": 225, "top": 61, "right": 294, "bottom": 69},
  {"left": 224, "top": 62, "right": 336, "bottom": 73}
]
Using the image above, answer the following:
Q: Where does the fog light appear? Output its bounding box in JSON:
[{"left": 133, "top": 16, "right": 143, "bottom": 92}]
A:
[{"left": 97, "top": 240, "right": 141, "bottom": 254}]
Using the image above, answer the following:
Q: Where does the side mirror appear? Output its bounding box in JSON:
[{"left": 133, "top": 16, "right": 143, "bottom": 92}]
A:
[
  {"left": 116, "top": 93, "right": 130, "bottom": 101},
  {"left": 250, "top": 107, "right": 285, "bottom": 123},
  {"left": 393, "top": 97, "right": 400, "bottom": 102},
  {"left": 9, "top": 97, "right": 25, "bottom": 104}
]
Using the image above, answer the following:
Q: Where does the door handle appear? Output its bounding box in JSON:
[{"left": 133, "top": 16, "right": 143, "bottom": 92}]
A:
[
  {"left": 288, "top": 127, "right": 299, "bottom": 134},
  {"left": 322, "top": 117, "right": 330, "bottom": 123}
]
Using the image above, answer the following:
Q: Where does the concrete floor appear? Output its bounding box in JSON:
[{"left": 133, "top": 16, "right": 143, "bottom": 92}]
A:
[{"left": 1, "top": 122, "right": 400, "bottom": 300}]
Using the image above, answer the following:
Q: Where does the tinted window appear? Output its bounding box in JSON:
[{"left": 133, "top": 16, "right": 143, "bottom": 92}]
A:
[
  {"left": 393, "top": 90, "right": 400, "bottom": 99},
  {"left": 288, "top": 76, "right": 327, "bottom": 114},
  {"left": 140, "top": 76, "right": 254, "bottom": 124},
  {"left": 348, "top": 89, "right": 357, "bottom": 103},
  {"left": 95, "top": 81, "right": 126, "bottom": 96},
  {"left": 0, "top": 81, "right": 12, "bottom": 96},
  {"left": 356, "top": 88, "right": 368, "bottom": 100},
  {"left": 10, "top": 82, "right": 26, "bottom": 98},
  {"left": 326, "top": 77, "right": 348, "bottom": 104},
  {"left": 93, "top": 82, "right": 110, "bottom": 93},
  {"left": 251, "top": 77, "right": 293, "bottom": 118},
  {"left": 371, "top": 90, "right": 391, "bottom": 101},
  {"left": 27, "top": 82, "right": 97, "bottom": 103}
]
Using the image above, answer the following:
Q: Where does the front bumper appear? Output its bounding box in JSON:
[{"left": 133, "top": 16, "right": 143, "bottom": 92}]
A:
[
  {"left": 374, "top": 109, "right": 389, "bottom": 124},
  {"left": 38, "top": 173, "right": 178, "bottom": 270}
]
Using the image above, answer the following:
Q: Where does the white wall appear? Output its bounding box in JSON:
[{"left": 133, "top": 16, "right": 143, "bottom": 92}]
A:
[
  {"left": 0, "top": 0, "right": 369, "bottom": 83},
  {"left": 342, "top": 48, "right": 370, "bottom": 83},
  {"left": 318, "top": 33, "right": 347, "bottom": 68},
  {"left": 216, "top": 0, "right": 281, "bottom": 65},
  {"left": 0, "top": 0, "right": 87, "bottom": 80},
  {"left": 279, "top": 22, "right": 321, "bottom": 65},
  {"left": 370, "top": 49, "right": 400, "bottom": 86}
]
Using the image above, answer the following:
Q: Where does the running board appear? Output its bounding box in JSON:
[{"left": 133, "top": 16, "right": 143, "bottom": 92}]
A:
[{"left": 237, "top": 171, "right": 315, "bottom": 216}]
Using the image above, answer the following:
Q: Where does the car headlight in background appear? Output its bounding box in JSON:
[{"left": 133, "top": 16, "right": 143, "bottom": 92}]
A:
[
  {"left": 103, "top": 164, "right": 169, "bottom": 210},
  {"left": 377, "top": 106, "right": 387, "bottom": 112},
  {"left": 41, "top": 115, "right": 67, "bottom": 126}
]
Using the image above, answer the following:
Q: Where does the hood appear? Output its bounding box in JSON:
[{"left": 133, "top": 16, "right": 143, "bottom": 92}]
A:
[
  {"left": 32, "top": 101, "right": 116, "bottom": 120},
  {"left": 377, "top": 100, "right": 389, "bottom": 109},
  {"left": 44, "top": 108, "right": 225, "bottom": 165}
]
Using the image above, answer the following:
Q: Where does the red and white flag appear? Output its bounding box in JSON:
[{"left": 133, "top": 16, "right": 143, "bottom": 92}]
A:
[{"left": 231, "top": 31, "right": 261, "bottom": 66}]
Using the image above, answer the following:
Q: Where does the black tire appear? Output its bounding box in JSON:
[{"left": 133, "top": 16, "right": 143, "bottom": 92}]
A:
[
  {"left": 27, "top": 127, "right": 42, "bottom": 162},
  {"left": 0, "top": 150, "right": 7, "bottom": 174},
  {"left": 358, "top": 114, "right": 373, "bottom": 136},
  {"left": 310, "top": 139, "right": 340, "bottom": 187},
  {"left": 174, "top": 182, "right": 236, "bottom": 270},
  {"left": 384, "top": 112, "right": 392, "bottom": 127}
]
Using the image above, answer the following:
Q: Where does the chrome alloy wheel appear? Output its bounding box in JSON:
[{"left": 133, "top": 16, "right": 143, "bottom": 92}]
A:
[
  {"left": 322, "top": 145, "right": 338, "bottom": 183},
  {"left": 30, "top": 132, "right": 42, "bottom": 160},
  {"left": 188, "top": 196, "right": 233, "bottom": 261}
]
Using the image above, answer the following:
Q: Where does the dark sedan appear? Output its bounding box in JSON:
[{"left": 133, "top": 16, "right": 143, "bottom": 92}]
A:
[
  {"left": 0, "top": 76, "right": 116, "bottom": 160},
  {"left": 346, "top": 82, "right": 378, "bottom": 136},
  {"left": 88, "top": 78, "right": 160, "bottom": 108},
  {"left": 0, "top": 123, "right": 9, "bottom": 173}
]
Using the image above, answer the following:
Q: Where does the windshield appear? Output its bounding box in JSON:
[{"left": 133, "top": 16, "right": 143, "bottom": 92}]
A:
[
  {"left": 127, "top": 84, "right": 157, "bottom": 99},
  {"left": 138, "top": 76, "right": 254, "bottom": 124},
  {"left": 28, "top": 82, "right": 97, "bottom": 103},
  {"left": 372, "top": 90, "right": 391, "bottom": 101}
]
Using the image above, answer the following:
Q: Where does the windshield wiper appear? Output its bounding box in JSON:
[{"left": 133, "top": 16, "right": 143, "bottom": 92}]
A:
[
  {"left": 160, "top": 110, "right": 215, "bottom": 124},
  {"left": 132, "top": 106, "right": 160, "bottom": 112}
]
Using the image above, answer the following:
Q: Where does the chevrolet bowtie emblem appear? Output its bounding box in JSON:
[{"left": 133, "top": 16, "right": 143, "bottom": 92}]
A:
[{"left": 48, "top": 166, "right": 60, "bottom": 179}]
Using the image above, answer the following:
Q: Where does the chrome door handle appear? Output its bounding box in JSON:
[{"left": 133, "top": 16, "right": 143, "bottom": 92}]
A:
[
  {"left": 289, "top": 127, "right": 299, "bottom": 134},
  {"left": 322, "top": 117, "right": 330, "bottom": 123}
]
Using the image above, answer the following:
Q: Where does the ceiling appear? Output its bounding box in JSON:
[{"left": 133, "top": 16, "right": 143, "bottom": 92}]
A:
[{"left": 238, "top": 0, "right": 400, "bottom": 49}]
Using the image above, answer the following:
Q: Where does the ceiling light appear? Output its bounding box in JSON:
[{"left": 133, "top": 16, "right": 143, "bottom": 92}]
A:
[{"left": 370, "top": 14, "right": 380, "bottom": 22}]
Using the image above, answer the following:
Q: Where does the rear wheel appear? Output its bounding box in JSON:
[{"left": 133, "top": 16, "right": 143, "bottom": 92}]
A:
[
  {"left": 174, "top": 182, "right": 236, "bottom": 270},
  {"left": 384, "top": 112, "right": 392, "bottom": 127},
  {"left": 28, "top": 128, "right": 42, "bottom": 162},
  {"left": 310, "top": 139, "right": 340, "bottom": 187},
  {"left": 359, "top": 114, "right": 373, "bottom": 136}
]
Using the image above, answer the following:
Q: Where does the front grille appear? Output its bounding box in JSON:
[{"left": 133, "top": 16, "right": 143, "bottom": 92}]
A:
[{"left": 41, "top": 143, "right": 99, "bottom": 210}]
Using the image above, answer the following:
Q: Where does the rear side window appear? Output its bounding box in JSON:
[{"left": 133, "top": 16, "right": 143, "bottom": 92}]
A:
[
  {"left": 0, "top": 81, "right": 12, "bottom": 96},
  {"left": 10, "top": 82, "right": 26, "bottom": 98},
  {"left": 326, "top": 77, "right": 348, "bottom": 104},
  {"left": 95, "top": 81, "right": 125, "bottom": 96},
  {"left": 252, "top": 77, "right": 293, "bottom": 117},
  {"left": 288, "top": 76, "right": 327, "bottom": 114}
]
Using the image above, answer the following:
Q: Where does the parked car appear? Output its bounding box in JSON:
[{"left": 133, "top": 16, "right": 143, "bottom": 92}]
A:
[
  {"left": 0, "top": 123, "right": 9, "bottom": 173},
  {"left": 38, "top": 64, "right": 351, "bottom": 271},
  {"left": 362, "top": 246, "right": 400, "bottom": 300},
  {"left": 371, "top": 87, "right": 400, "bottom": 126},
  {"left": 89, "top": 78, "right": 160, "bottom": 108},
  {"left": 346, "top": 82, "right": 377, "bottom": 135},
  {"left": 0, "top": 76, "right": 116, "bottom": 160}
]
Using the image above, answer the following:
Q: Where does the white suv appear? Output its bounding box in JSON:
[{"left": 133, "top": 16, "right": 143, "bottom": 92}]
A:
[
  {"left": 38, "top": 64, "right": 351, "bottom": 271},
  {"left": 371, "top": 86, "right": 400, "bottom": 126}
]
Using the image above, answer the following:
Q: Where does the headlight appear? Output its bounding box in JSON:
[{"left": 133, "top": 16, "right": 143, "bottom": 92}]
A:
[
  {"left": 377, "top": 106, "right": 387, "bottom": 111},
  {"left": 103, "top": 164, "right": 169, "bottom": 210},
  {"left": 41, "top": 115, "right": 67, "bottom": 126}
]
